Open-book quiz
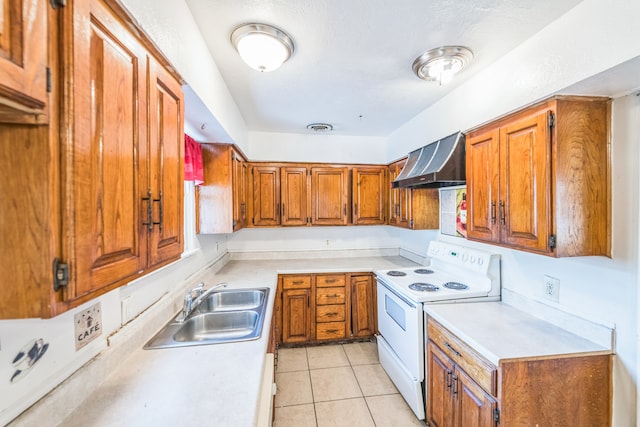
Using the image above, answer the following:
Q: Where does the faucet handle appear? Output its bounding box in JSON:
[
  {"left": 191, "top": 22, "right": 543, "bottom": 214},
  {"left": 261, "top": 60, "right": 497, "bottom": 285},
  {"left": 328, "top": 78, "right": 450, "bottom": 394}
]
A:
[{"left": 191, "top": 282, "right": 205, "bottom": 297}]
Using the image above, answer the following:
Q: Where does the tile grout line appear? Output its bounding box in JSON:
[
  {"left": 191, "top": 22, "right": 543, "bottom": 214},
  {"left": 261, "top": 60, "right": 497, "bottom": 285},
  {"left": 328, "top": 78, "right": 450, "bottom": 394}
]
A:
[
  {"left": 345, "top": 343, "right": 379, "bottom": 426},
  {"left": 306, "top": 347, "right": 319, "bottom": 427}
]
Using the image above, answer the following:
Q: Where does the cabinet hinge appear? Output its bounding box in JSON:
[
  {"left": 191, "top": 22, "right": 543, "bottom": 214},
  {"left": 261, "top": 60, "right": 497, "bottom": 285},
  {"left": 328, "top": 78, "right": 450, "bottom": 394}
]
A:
[
  {"left": 548, "top": 234, "right": 557, "bottom": 249},
  {"left": 494, "top": 408, "right": 500, "bottom": 423},
  {"left": 548, "top": 111, "right": 555, "bottom": 129},
  {"left": 49, "top": 0, "right": 66, "bottom": 9},
  {"left": 53, "top": 258, "right": 69, "bottom": 291},
  {"left": 46, "top": 67, "right": 52, "bottom": 93}
]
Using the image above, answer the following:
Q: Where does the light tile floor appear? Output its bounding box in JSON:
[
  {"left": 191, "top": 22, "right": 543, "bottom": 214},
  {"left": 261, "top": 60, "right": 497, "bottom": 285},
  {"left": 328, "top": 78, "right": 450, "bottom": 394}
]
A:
[{"left": 274, "top": 341, "right": 426, "bottom": 427}]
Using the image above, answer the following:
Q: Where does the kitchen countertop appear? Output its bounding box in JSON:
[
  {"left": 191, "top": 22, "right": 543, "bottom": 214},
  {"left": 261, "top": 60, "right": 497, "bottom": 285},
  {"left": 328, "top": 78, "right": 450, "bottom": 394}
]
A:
[
  {"left": 423, "top": 302, "right": 613, "bottom": 366},
  {"left": 57, "top": 256, "right": 418, "bottom": 427}
]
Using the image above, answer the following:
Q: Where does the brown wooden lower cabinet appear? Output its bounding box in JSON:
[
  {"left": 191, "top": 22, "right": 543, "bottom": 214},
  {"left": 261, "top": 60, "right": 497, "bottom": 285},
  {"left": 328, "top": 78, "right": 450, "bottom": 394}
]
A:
[
  {"left": 276, "top": 272, "right": 377, "bottom": 345},
  {"left": 426, "top": 317, "right": 612, "bottom": 427}
]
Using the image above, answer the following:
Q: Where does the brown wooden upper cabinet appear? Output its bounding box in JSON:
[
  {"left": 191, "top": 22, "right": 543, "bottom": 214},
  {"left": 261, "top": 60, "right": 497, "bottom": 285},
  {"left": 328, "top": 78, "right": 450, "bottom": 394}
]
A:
[
  {"left": 0, "top": 0, "right": 185, "bottom": 319},
  {"left": 352, "top": 167, "right": 386, "bottom": 225},
  {"left": 311, "top": 166, "right": 350, "bottom": 225},
  {"left": 198, "top": 144, "right": 247, "bottom": 233},
  {"left": 249, "top": 164, "right": 308, "bottom": 227},
  {"left": 0, "top": 0, "right": 48, "bottom": 124},
  {"left": 388, "top": 159, "right": 440, "bottom": 230},
  {"left": 466, "top": 95, "right": 610, "bottom": 257}
]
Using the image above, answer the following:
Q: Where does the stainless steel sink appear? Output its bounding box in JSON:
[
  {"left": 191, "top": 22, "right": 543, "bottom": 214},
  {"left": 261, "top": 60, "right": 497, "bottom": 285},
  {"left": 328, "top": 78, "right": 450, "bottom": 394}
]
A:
[
  {"left": 144, "top": 287, "right": 270, "bottom": 349},
  {"left": 194, "top": 289, "right": 265, "bottom": 313},
  {"left": 174, "top": 311, "right": 259, "bottom": 341}
]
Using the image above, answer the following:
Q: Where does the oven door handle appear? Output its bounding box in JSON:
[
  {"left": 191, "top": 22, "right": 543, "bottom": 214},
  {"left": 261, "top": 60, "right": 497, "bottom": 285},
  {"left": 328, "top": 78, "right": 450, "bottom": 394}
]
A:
[{"left": 377, "top": 280, "right": 417, "bottom": 308}]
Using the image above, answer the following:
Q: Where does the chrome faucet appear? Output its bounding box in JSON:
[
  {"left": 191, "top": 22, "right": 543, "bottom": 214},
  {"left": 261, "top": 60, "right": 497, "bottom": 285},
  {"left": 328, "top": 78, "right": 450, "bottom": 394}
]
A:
[{"left": 179, "top": 282, "right": 228, "bottom": 321}]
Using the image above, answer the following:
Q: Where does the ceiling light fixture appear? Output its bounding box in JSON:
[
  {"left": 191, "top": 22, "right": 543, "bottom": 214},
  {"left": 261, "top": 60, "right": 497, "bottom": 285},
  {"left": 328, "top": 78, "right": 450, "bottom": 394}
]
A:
[
  {"left": 306, "top": 123, "right": 333, "bottom": 132},
  {"left": 412, "top": 46, "right": 473, "bottom": 85},
  {"left": 231, "top": 23, "right": 294, "bottom": 72}
]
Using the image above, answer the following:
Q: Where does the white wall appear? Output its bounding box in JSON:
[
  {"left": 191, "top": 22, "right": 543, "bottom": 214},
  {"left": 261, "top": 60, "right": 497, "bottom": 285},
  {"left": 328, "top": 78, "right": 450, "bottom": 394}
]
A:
[{"left": 248, "top": 131, "right": 388, "bottom": 164}]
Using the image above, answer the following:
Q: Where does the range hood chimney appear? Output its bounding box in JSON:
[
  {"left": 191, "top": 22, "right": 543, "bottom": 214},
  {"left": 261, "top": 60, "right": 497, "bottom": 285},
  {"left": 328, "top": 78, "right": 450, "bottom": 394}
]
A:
[{"left": 392, "top": 132, "right": 466, "bottom": 188}]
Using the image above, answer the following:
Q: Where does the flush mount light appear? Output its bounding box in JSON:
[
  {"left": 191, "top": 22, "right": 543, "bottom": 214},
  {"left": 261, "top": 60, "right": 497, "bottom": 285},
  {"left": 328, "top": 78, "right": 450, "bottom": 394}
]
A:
[
  {"left": 231, "top": 23, "right": 294, "bottom": 72},
  {"left": 412, "top": 46, "right": 473, "bottom": 85},
  {"left": 306, "top": 123, "right": 333, "bottom": 132}
]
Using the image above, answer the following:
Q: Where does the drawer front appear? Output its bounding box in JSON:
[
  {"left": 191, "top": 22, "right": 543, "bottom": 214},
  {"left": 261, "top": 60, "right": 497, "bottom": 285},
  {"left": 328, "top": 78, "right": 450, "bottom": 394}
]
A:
[
  {"left": 427, "top": 318, "right": 497, "bottom": 396},
  {"left": 316, "top": 274, "right": 346, "bottom": 288},
  {"left": 316, "top": 287, "right": 346, "bottom": 305},
  {"left": 316, "top": 322, "right": 346, "bottom": 340},
  {"left": 317, "top": 305, "right": 346, "bottom": 322},
  {"left": 282, "top": 275, "right": 312, "bottom": 290}
]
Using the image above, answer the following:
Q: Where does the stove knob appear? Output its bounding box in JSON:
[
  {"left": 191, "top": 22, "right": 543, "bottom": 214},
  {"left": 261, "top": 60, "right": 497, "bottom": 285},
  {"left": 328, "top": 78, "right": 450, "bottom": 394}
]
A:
[{"left": 477, "top": 258, "right": 484, "bottom": 266}]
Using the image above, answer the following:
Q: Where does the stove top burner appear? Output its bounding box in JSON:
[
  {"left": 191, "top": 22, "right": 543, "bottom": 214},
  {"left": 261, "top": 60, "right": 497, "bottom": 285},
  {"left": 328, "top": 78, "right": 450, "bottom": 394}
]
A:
[
  {"left": 443, "top": 282, "right": 469, "bottom": 290},
  {"left": 409, "top": 282, "right": 440, "bottom": 292},
  {"left": 386, "top": 270, "right": 407, "bottom": 277},
  {"left": 414, "top": 268, "right": 434, "bottom": 274}
]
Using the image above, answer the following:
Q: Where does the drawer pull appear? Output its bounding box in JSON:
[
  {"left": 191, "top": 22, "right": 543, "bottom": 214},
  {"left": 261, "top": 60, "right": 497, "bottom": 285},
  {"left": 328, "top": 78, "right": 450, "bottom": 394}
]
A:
[
  {"left": 444, "top": 342, "right": 461, "bottom": 358},
  {"left": 326, "top": 329, "right": 339, "bottom": 333},
  {"left": 326, "top": 312, "right": 338, "bottom": 317},
  {"left": 325, "top": 279, "right": 337, "bottom": 283},
  {"left": 292, "top": 280, "right": 304, "bottom": 285}
]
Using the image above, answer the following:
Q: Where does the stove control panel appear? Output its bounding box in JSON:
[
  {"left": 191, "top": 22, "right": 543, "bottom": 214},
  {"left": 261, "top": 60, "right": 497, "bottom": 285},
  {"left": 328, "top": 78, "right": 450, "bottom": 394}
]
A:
[{"left": 427, "top": 241, "right": 499, "bottom": 274}]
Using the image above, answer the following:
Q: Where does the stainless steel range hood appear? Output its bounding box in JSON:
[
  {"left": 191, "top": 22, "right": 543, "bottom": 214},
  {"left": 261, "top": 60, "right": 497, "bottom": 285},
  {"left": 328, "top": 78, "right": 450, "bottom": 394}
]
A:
[{"left": 392, "top": 132, "right": 466, "bottom": 188}]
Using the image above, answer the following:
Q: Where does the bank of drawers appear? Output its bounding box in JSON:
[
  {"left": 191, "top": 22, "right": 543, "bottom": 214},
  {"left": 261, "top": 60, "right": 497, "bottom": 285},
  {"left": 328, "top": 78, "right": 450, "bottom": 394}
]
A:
[{"left": 316, "top": 274, "right": 347, "bottom": 340}]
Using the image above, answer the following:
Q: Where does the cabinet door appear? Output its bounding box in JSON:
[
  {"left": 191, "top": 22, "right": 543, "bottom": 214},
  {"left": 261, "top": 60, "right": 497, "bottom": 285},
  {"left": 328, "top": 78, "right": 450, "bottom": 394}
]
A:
[
  {"left": 252, "top": 165, "right": 281, "bottom": 226},
  {"left": 500, "top": 111, "right": 550, "bottom": 252},
  {"left": 0, "top": 0, "right": 48, "bottom": 122},
  {"left": 454, "top": 368, "right": 498, "bottom": 427},
  {"left": 310, "top": 167, "right": 348, "bottom": 225},
  {"left": 389, "top": 160, "right": 412, "bottom": 229},
  {"left": 350, "top": 274, "right": 376, "bottom": 337},
  {"left": 427, "top": 341, "right": 456, "bottom": 427},
  {"left": 281, "top": 166, "right": 308, "bottom": 226},
  {"left": 71, "top": 0, "right": 148, "bottom": 297},
  {"left": 147, "top": 56, "right": 184, "bottom": 268},
  {"left": 352, "top": 167, "right": 386, "bottom": 225},
  {"left": 466, "top": 129, "right": 500, "bottom": 243},
  {"left": 282, "top": 289, "right": 313, "bottom": 343},
  {"left": 232, "top": 151, "right": 246, "bottom": 230}
]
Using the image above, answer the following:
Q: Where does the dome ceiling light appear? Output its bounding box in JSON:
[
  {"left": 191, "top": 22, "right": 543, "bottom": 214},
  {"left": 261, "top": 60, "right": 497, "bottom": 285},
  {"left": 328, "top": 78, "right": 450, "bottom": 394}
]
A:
[
  {"left": 306, "top": 123, "right": 333, "bottom": 132},
  {"left": 412, "top": 46, "right": 473, "bottom": 85},
  {"left": 231, "top": 23, "right": 295, "bottom": 72}
]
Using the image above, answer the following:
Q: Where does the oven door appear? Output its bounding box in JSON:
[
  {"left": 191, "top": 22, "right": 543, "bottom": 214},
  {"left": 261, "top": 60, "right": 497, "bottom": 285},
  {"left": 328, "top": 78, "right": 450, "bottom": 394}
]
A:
[{"left": 376, "top": 279, "right": 424, "bottom": 381}]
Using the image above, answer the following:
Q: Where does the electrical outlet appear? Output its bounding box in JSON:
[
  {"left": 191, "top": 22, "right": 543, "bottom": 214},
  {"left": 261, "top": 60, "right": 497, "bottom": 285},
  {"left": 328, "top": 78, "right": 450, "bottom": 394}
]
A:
[{"left": 543, "top": 275, "right": 560, "bottom": 302}]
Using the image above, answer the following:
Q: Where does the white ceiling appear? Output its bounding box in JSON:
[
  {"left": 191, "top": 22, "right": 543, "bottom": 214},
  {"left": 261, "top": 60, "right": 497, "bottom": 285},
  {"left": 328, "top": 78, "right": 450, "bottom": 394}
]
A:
[{"left": 186, "top": 0, "right": 584, "bottom": 137}]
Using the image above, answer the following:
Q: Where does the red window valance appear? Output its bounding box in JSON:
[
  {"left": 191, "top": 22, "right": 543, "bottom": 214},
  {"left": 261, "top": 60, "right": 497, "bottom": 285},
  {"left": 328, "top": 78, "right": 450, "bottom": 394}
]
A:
[{"left": 184, "top": 134, "right": 203, "bottom": 185}]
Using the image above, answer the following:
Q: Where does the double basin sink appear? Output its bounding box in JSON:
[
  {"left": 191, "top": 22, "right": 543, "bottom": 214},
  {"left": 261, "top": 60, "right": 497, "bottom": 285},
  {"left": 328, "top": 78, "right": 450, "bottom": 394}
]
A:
[{"left": 144, "top": 287, "right": 270, "bottom": 349}]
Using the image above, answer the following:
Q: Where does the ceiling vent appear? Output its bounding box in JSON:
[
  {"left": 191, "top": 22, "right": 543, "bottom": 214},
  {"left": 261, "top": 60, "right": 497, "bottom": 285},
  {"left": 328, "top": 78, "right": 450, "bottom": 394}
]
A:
[{"left": 306, "top": 123, "right": 333, "bottom": 132}]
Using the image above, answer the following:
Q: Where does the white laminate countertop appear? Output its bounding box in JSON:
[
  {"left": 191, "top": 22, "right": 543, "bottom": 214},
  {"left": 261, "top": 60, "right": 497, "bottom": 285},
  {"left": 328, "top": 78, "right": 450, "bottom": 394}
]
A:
[
  {"left": 57, "top": 256, "right": 418, "bottom": 427},
  {"left": 423, "top": 302, "right": 613, "bottom": 366}
]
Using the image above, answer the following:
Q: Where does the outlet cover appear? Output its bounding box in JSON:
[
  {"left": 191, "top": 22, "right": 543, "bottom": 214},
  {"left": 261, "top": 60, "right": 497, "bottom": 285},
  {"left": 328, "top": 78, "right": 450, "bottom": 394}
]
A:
[{"left": 543, "top": 275, "right": 560, "bottom": 302}]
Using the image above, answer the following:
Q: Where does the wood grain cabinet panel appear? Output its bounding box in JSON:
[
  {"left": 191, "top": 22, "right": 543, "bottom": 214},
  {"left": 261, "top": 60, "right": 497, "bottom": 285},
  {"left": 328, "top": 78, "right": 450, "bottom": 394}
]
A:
[
  {"left": 198, "top": 144, "right": 247, "bottom": 233},
  {"left": 352, "top": 167, "right": 386, "bottom": 225},
  {"left": 282, "top": 288, "right": 313, "bottom": 344},
  {"left": 281, "top": 166, "right": 308, "bottom": 226},
  {"left": 350, "top": 273, "right": 377, "bottom": 337},
  {"left": 251, "top": 165, "right": 281, "bottom": 226},
  {"left": 311, "top": 167, "right": 349, "bottom": 225},
  {"left": 0, "top": 0, "right": 48, "bottom": 123},
  {"left": 466, "top": 96, "right": 610, "bottom": 257}
]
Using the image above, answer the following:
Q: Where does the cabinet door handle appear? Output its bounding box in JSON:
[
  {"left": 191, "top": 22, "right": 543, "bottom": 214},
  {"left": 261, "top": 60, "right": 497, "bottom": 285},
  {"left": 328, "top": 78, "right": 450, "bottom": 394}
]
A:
[
  {"left": 444, "top": 342, "right": 461, "bottom": 357},
  {"left": 277, "top": 203, "right": 280, "bottom": 217},
  {"left": 282, "top": 203, "right": 285, "bottom": 217},
  {"left": 499, "top": 200, "right": 505, "bottom": 225},
  {"left": 452, "top": 374, "right": 459, "bottom": 396},
  {"left": 142, "top": 189, "right": 153, "bottom": 231},
  {"left": 354, "top": 203, "right": 358, "bottom": 215},
  {"left": 156, "top": 192, "right": 163, "bottom": 232},
  {"left": 490, "top": 201, "right": 496, "bottom": 224},
  {"left": 446, "top": 370, "right": 452, "bottom": 389},
  {"left": 343, "top": 204, "right": 347, "bottom": 215}
]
